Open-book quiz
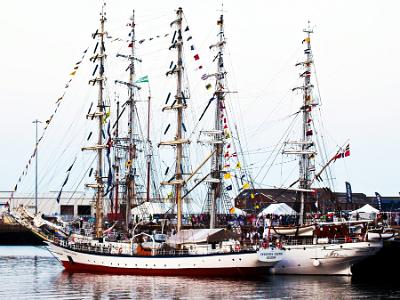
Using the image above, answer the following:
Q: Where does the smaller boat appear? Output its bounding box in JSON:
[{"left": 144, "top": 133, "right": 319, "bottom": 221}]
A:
[
  {"left": 367, "top": 226, "right": 399, "bottom": 241},
  {"left": 270, "top": 224, "right": 315, "bottom": 236}
]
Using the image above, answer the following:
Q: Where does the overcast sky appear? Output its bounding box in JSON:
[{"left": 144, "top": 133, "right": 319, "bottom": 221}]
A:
[{"left": 1, "top": 0, "right": 399, "bottom": 198}]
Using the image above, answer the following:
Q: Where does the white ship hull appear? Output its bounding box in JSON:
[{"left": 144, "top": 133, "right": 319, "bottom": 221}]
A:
[
  {"left": 270, "top": 241, "right": 382, "bottom": 275},
  {"left": 46, "top": 242, "right": 276, "bottom": 277}
]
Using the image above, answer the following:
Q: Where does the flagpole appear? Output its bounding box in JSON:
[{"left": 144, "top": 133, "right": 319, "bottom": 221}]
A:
[{"left": 32, "top": 119, "right": 42, "bottom": 215}]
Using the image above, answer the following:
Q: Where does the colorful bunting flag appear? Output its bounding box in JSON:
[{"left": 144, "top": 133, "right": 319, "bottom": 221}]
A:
[
  {"left": 242, "top": 182, "right": 250, "bottom": 189},
  {"left": 135, "top": 75, "right": 149, "bottom": 83},
  {"left": 224, "top": 173, "right": 232, "bottom": 180}
]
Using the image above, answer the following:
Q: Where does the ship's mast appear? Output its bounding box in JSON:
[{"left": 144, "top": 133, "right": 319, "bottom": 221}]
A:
[
  {"left": 146, "top": 92, "right": 151, "bottom": 202},
  {"left": 283, "top": 23, "right": 316, "bottom": 225},
  {"left": 209, "top": 14, "right": 226, "bottom": 229},
  {"left": 126, "top": 10, "right": 136, "bottom": 231},
  {"left": 174, "top": 7, "right": 184, "bottom": 233},
  {"left": 299, "top": 23, "right": 314, "bottom": 225},
  {"left": 113, "top": 100, "right": 120, "bottom": 219},
  {"left": 95, "top": 9, "right": 106, "bottom": 238},
  {"left": 115, "top": 11, "right": 140, "bottom": 230},
  {"left": 160, "top": 7, "right": 189, "bottom": 232},
  {"left": 82, "top": 7, "right": 107, "bottom": 238}
]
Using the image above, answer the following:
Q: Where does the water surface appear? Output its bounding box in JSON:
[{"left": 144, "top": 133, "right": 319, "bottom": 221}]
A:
[{"left": 0, "top": 246, "right": 398, "bottom": 299}]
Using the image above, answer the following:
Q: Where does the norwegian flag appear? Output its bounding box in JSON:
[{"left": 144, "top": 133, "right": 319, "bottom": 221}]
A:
[{"left": 333, "top": 144, "right": 350, "bottom": 161}]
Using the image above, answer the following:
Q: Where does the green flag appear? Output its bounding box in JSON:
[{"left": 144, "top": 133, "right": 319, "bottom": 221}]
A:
[{"left": 135, "top": 75, "right": 149, "bottom": 83}]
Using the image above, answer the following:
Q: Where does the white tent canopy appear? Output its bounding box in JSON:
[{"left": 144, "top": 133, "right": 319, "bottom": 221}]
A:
[
  {"left": 351, "top": 204, "right": 379, "bottom": 214},
  {"left": 257, "top": 203, "right": 297, "bottom": 217},
  {"left": 350, "top": 204, "right": 379, "bottom": 220},
  {"left": 131, "top": 202, "right": 175, "bottom": 216}
]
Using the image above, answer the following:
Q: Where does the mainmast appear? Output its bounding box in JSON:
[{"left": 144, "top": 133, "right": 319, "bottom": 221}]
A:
[
  {"left": 115, "top": 10, "right": 140, "bottom": 231},
  {"left": 83, "top": 6, "right": 107, "bottom": 238},
  {"left": 297, "top": 23, "right": 315, "bottom": 225},
  {"left": 208, "top": 14, "right": 226, "bottom": 229},
  {"left": 160, "top": 7, "right": 189, "bottom": 232},
  {"left": 283, "top": 23, "right": 316, "bottom": 225},
  {"left": 126, "top": 10, "right": 136, "bottom": 231}
]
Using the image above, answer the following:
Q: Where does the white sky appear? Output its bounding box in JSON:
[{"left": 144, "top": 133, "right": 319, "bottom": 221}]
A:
[{"left": 1, "top": 0, "right": 399, "bottom": 198}]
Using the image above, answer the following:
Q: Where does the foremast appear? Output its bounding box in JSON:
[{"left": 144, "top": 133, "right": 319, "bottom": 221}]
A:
[
  {"left": 83, "top": 6, "right": 107, "bottom": 238},
  {"left": 160, "top": 8, "right": 189, "bottom": 232},
  {"left": 208, "top": 14, "right": 227, "bottom": 229},
  {"left": 285, "top": 22, "right": 316, "bottom": 225}
]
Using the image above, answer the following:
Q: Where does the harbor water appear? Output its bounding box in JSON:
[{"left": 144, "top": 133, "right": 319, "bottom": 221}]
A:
[{"left": 0, "top": 246, "right": 399, "bottom": 299}]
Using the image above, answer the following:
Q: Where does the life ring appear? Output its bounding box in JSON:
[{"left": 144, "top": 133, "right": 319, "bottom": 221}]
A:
[
  {"left": 261, "top": 242, "right": 268, "bottom": 248},
  {"left": 276, "top": 242, "right": 282, "bottom": 249},
  {"left": 118, "top": 247, "right": 123, "bottom": 254},
  {"left": 235, "top": 244, "right": 241, "bottom": 252}
]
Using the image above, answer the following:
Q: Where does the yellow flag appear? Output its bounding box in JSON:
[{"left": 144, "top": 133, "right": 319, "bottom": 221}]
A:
[
  {"left": 69, "top": 71, "right": 77, "bottom": 76},
  {"left": 126, "top": 160, "right": 132, "bottom": 167},
  {"left": 302, "top": 37, "right": 310, "bottom": 43},
  {"left": 236, "top": 162, "right": 241, "bottom": 169},
  {"left": 243, "top": 182, "right": 250, "bottom": 189},
  {"left": 224, "top": 173, "right": 232, "bottom": 180},
  {"left": 250, "top": 193, "right": 255, "bottom": 199}
]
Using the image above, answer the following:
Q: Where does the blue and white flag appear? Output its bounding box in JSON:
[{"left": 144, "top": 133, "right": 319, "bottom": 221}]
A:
[
  {"left": 375, "top": 192, "right": 382, "bottom": 210},
  {"left": 345, "top": 182, "right": 352, "bottom": 203}
]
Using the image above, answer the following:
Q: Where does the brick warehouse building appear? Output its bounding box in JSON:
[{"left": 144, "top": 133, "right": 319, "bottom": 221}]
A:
[{"left": 235, "top": 188, "right": 400, "bottom": 214}]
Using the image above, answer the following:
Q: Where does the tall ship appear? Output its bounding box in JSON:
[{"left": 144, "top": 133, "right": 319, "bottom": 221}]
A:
[
  {"left": 13, "top": 6, "right": 282, "bottom": 277},
  {"left": 259, "top": 23, "right": 382, "bottom": 275}
]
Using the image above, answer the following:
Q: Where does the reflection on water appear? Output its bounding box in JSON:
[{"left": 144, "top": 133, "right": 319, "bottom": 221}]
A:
[{"left": 0, "top": 246, "right": 399, "bottom": 299}]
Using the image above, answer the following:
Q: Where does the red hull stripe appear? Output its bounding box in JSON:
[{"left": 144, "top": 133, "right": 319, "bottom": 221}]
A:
[{"left": 61, "top": 261, "right": 269, "bottom": 277}]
